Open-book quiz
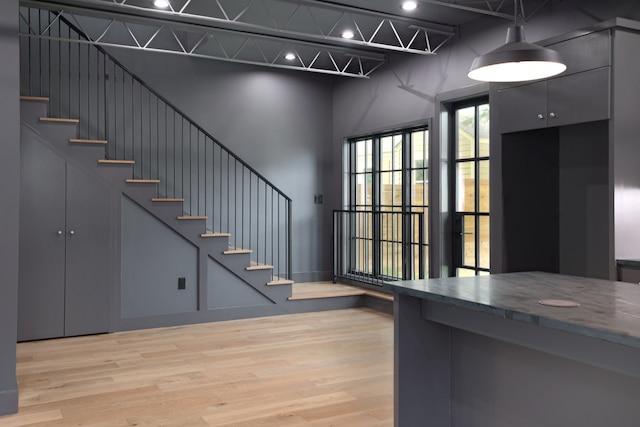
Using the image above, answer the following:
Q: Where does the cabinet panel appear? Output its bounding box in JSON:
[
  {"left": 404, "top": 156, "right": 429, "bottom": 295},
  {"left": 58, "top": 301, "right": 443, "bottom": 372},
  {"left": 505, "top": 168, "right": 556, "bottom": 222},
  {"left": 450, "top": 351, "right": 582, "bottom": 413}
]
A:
[
  {"left": 618, "top": 266, "right": 640, "bottom": 285},
  {"left": 495, "top": 80, "right": 547, "bottom": 134},
  {"left": 65, "top": 163, "right": 112, "bottom": 337},
  {"left": 19, "top": 132, "right": 112, "bottom": 341},
  {"left": 547, "top": 67, "right": 610, "bottom": 127},
  {"left": 547, "top": 30, "right": 611, "bottom": 75},
  {"left": 18, "top": 136, "right": 67, "bottom": 341}
]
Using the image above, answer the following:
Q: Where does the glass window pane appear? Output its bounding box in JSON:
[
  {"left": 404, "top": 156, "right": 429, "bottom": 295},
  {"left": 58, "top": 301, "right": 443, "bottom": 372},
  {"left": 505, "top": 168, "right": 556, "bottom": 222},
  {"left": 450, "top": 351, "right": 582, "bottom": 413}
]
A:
[
  {"left": 393, "top": 170, "right": 402, "bottom": 206},
  {"left": 381, "top": 212, "right": 401, "bottom": 242},
  {"left": 412, "top": 129, "right": 428, "bottom": 164},
  {"left": 380, "top": 171, "right": 392, "bottom": 207},
  {"left": 456, "top": 106, "right": 475, "bottom": 159},
  {"left": 463, "top": 215, "right": 476, "bottom": 268},
  {"left": 479, "top": 160, "right": 490, "bottom": 213},
  {"left": 356, "top": 139, "right": 372, "bottom": 173},
  {"left": 381, "top": 136, "right": 393, "bottom": 171},
  {"left": 412, "top": 174, "right": 428, "bottom": 207},
  {"left": 393, "top": 134, "right": 403, "bottom": 170},
  {"left": 479, "top": 104, "right": 490, "bottom": 157},
  {"left": 381, "top": 241, "right": 402, "bottom": 279},
  {"left": 479, "top": 216, "right": 490, "bottom": 269},
  {"left": 355, "top": 173, "right": 372, "bottom": 207},
  {"left": 456, "top": 162, "right": 475, "bottom": 212},
  {"left": 457, "top": 268, "right": 476, "bottom": 277}
]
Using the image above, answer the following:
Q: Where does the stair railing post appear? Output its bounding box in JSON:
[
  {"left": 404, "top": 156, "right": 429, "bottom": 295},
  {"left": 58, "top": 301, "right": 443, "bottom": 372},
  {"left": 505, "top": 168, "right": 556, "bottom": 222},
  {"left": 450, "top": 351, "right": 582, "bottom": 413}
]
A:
[{"left": 288, "top": 199, "right": 292, "bottom": 281}]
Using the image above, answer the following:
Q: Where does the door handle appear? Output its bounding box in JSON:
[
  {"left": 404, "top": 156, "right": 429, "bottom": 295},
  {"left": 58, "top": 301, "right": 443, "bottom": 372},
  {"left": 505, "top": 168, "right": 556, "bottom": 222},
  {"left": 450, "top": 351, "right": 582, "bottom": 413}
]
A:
[
  {"left": 69, "top": 230, "right": 75, "bottom": 236},
  {"left": 57, "top": 230, "right": 63, "bottom": 236}
]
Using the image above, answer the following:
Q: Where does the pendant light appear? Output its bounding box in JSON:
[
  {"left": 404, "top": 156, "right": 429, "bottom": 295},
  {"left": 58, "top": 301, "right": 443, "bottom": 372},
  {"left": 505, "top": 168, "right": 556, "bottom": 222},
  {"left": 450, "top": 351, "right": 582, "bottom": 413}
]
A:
[{"left": 468, "top": 0, "right": 566, "bottom": 82}]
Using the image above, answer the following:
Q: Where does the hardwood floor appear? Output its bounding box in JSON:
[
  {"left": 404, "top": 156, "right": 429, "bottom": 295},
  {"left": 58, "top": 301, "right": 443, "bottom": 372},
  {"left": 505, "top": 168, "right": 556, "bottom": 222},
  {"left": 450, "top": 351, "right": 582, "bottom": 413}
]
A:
[{"left": 5, "top": 308, "right": 393, "bottom": 426}]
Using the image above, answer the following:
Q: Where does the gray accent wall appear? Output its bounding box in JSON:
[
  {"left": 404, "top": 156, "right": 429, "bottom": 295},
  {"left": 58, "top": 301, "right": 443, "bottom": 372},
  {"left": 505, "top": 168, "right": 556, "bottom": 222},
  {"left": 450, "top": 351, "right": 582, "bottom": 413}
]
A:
[
  {"left": 207, "top": 257, "right": 272, "bottom": 310},
  {"left": 0, "top": 0, "right": 19, "bottom": 415},
  {"left": 121, "top": 196, "right": 198, "bottom": 318},
  {"left": 106, "top": 51, "right": 336, "bottom": 283}
]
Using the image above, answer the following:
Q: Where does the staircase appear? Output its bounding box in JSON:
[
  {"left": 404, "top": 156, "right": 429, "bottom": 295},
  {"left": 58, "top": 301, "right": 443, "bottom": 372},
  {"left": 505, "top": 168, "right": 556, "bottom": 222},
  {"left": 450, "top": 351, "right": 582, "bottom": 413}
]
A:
[
  {"left": 18, "top": 7, "right": 396, "bottom": 332},
  {"left": 20, "top": 94, "right": 294, "bottom": 316},
  {"left": 20, "top": 6, "right": 292, "bottom": 275}
]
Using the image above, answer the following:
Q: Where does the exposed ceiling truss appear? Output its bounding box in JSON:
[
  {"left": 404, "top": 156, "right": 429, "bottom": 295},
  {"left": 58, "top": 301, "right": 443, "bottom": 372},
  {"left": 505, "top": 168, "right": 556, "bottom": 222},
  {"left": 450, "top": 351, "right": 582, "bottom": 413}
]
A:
[
  {"left": 20, "top": 5, "right": 388, "bottom": 78},
  {"left": 18, "top": 0, "right": 554, "bottom": 78}
]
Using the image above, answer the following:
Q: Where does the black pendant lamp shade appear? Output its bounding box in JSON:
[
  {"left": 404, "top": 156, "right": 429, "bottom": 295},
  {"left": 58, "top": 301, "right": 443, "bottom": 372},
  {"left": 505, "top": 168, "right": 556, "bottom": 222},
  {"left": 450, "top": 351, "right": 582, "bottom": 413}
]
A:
[{"left": 468, "top": 8, "right": 566, "bottom": 82}]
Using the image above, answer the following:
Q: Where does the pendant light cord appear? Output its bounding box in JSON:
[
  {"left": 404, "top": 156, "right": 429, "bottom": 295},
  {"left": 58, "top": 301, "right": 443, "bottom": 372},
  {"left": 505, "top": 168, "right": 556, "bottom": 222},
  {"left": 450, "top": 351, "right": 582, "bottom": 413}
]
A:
[{"left": 514, "top": 0, "right": 525, "bottom": 26}]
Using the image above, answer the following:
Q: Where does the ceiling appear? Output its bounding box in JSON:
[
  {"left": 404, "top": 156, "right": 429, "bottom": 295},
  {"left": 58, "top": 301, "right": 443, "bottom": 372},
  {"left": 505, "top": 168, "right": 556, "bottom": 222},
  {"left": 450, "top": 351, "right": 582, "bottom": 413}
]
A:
[{"left": 20, "top": 0, "right": 556, "bottom": 78}]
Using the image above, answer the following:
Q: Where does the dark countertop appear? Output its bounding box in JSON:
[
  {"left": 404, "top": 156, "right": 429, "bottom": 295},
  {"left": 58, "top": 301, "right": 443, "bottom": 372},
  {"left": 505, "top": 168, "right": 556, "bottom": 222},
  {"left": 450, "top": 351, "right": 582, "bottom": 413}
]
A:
[
  {"left": 617, "top": 259, "right": 640, "bottom": 268},
  {"left": 382, "top": 272, "right": 640, "bottom": 349}
]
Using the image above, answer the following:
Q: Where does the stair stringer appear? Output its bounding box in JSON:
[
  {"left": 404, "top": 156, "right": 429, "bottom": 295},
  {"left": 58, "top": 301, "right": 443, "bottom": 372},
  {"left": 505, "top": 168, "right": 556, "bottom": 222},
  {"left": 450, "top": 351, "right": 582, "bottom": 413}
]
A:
[{"left": 19, "top": 98, "right": 292, "bottom": 310}]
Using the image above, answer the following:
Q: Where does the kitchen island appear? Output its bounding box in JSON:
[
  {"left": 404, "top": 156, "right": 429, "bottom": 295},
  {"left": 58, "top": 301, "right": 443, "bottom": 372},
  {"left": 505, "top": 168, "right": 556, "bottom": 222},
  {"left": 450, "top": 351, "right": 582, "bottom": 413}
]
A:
[{"left": 382, "top": 272, "right": 640, "bottom": 427}]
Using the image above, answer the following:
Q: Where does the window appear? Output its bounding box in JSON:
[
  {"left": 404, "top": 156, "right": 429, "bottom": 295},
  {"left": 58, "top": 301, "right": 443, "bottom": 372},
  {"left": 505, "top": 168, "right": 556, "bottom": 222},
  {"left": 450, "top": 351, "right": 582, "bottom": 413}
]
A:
[
  {"left": 340, "top": 126, "right": 429, "bottom": 284},
  {"left": 452, "top": 100, "right": 490, "bottom": 276}
]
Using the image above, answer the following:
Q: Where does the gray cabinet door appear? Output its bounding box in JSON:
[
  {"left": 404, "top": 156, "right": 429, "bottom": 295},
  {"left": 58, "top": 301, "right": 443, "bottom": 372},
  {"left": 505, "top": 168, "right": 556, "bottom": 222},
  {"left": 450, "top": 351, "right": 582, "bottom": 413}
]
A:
[
  {"left": 495, "top": 80, "right": 547, "bottom": 134},
  {"left": 18, "top": 136, "right": 66, "bottom": 341},
  {"left": 65, "top": 163, "right": 112, "bottom": 337},
  {"left": 19, "top": 134, "right": 112, "bottom": 341},
  {"left": 547, "top": 67, "right": 610, "bottom": 127}
]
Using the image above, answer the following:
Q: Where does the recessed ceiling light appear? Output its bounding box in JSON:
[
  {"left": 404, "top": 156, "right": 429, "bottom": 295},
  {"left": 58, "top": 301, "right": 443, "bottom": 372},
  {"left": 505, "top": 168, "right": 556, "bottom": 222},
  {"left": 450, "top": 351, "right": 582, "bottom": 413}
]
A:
[
  {"left": 401, "top": 1, "right": 418, "bottom": 11},
  {"left": 154, "top": 0, "right": 170, "bottom": 8},
  {"left": 342, "top": 30, "right": 355, "bottom": 39},
  {"left": 284, "top": 52, "right": 296, "bottom": 61}
]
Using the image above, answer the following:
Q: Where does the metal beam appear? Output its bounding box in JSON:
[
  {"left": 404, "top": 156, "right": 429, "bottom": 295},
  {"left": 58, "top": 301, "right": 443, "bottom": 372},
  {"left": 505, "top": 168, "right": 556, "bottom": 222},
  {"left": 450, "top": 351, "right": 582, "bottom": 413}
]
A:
[
  {"left": 23, "top": 0, "right": 455, "bottom": 56},
  {"left": 418, "top": 0, "right": 514, "bottom": 20},
  {"left": 19, "top": 5, "right": 386, "bottom": 78}
]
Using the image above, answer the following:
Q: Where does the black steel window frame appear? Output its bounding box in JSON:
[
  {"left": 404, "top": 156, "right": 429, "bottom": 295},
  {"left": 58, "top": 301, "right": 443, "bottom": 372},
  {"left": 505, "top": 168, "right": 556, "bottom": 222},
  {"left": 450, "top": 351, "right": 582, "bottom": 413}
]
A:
[
  {"left": 451, "top": 97, "right": 490, "bottom": 276},
  {"left": 345, "top": 125, "right": 429, "bottom": 282}
]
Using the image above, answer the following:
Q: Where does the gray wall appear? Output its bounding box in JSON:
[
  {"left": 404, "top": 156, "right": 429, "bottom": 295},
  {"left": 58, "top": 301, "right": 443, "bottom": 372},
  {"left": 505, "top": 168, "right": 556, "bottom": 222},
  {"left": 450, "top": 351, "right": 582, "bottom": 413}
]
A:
[
  {"left": 107, "top": 51, "right": 336, "bottom": 282},
  {"left": 332, "top": 0, "right": 640, "bottom": 274},
  {"left": 121, "top": 197, "right": 198, "bottom": 318},
  {"left": 0, "top": 0, "right": 19, "bottom": 415},
  {"left": 102, "top": 0, "right": 640, "bottom": 284}
]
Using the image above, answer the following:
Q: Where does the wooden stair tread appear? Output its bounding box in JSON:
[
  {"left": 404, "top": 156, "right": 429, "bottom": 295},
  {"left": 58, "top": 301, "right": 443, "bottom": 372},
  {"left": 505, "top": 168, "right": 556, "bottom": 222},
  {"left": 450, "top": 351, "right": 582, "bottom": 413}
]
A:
[
  {"left": 287, "top": 282, "right": 394, "bottom": 302},
  {"left": 246, "top": 264, "right": 274, "bottom": 271},
  {"left": 70, "top": 138, "right": 107, "bottom": 144},
  {"left": 98, "top": 159, "right": 135, "bottom": 165},
  {"left": 126, "top": 179, "right": 160, "bottom": 184},
  {"left": 21, "top": 96, "right": 50, "bottom": 102},
  {"left": 177, "top": 215, "right": 207, "bottom": 220},
  {"left": 201, "top": 232, "right": 231, "bottom": 238},
  {"left": 267, "top": 279, "right": 295, "bottom": 286},
  {"left": 152, "top": 198, "right": 185, "bottom": 202},
  {"left": 40, "top": 117, "right": 79, "bottom": 123},
  {"left": 223, "top": 248, "right": 252, "bottom": 255}
]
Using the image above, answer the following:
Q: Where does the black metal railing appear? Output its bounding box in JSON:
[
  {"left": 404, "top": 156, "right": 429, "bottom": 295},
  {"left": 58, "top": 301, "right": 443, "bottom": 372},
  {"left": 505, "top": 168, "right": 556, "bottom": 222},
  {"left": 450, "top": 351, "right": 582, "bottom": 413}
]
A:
[
  {"left": 19, "top": 7, "right": 292, "bottom": 281},
  {"left": 333, "top": 210, "right": 426, "bottom": 286}
]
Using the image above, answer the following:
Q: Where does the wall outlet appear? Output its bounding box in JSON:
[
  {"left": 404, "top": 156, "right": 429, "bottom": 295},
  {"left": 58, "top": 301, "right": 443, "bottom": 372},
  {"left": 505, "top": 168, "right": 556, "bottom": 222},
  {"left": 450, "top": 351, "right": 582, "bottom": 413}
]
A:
[
  {"left": 178, "top": 277, "right": 186, "bottom": 290},
  {"left": 314, "top": 194, "right": 323, "bottom": 204}
]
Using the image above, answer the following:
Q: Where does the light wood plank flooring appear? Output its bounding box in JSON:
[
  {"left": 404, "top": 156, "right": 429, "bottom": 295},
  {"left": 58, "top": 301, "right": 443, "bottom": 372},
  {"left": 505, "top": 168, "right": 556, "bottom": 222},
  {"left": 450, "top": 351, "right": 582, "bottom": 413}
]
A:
[{"left": 5, "top": 308, "right": 393, "bottom": 426}]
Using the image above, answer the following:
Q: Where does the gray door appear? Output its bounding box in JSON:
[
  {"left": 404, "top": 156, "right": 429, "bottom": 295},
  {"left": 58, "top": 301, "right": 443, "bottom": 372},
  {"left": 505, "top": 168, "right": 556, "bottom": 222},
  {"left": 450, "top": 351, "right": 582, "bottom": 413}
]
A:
[
  {"left": 19, "top": 133, "right": 112, "bottom": 341},
  {"left": 18, "top": 136, "right": 66, "bottom": 341},
  {"left": 64, "top": 163, "right": 112, "bottom": 336}
]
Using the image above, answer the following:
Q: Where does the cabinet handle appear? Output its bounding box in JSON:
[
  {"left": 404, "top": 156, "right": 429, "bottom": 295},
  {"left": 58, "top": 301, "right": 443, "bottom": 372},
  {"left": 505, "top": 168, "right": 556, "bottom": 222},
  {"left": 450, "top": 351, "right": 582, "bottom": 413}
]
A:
[
  {"left": 537, "top": 113, "right": 545, "bottom": 120},
  {"left": 57, "top": 230, "right": 63, "bottom": 236},
  {"left": 549, "top": 112, "right": 557, "bottom": 118},
  {"left": 69, "top": 230, "right": 75, "bottom": 236}
]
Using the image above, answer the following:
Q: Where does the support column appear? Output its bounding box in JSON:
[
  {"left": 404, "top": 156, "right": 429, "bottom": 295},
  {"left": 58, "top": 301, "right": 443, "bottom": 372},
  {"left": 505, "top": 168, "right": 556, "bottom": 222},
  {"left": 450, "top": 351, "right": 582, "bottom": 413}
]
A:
[{"left": 0, "top": 0, "right": 20, "bottom": 415}]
